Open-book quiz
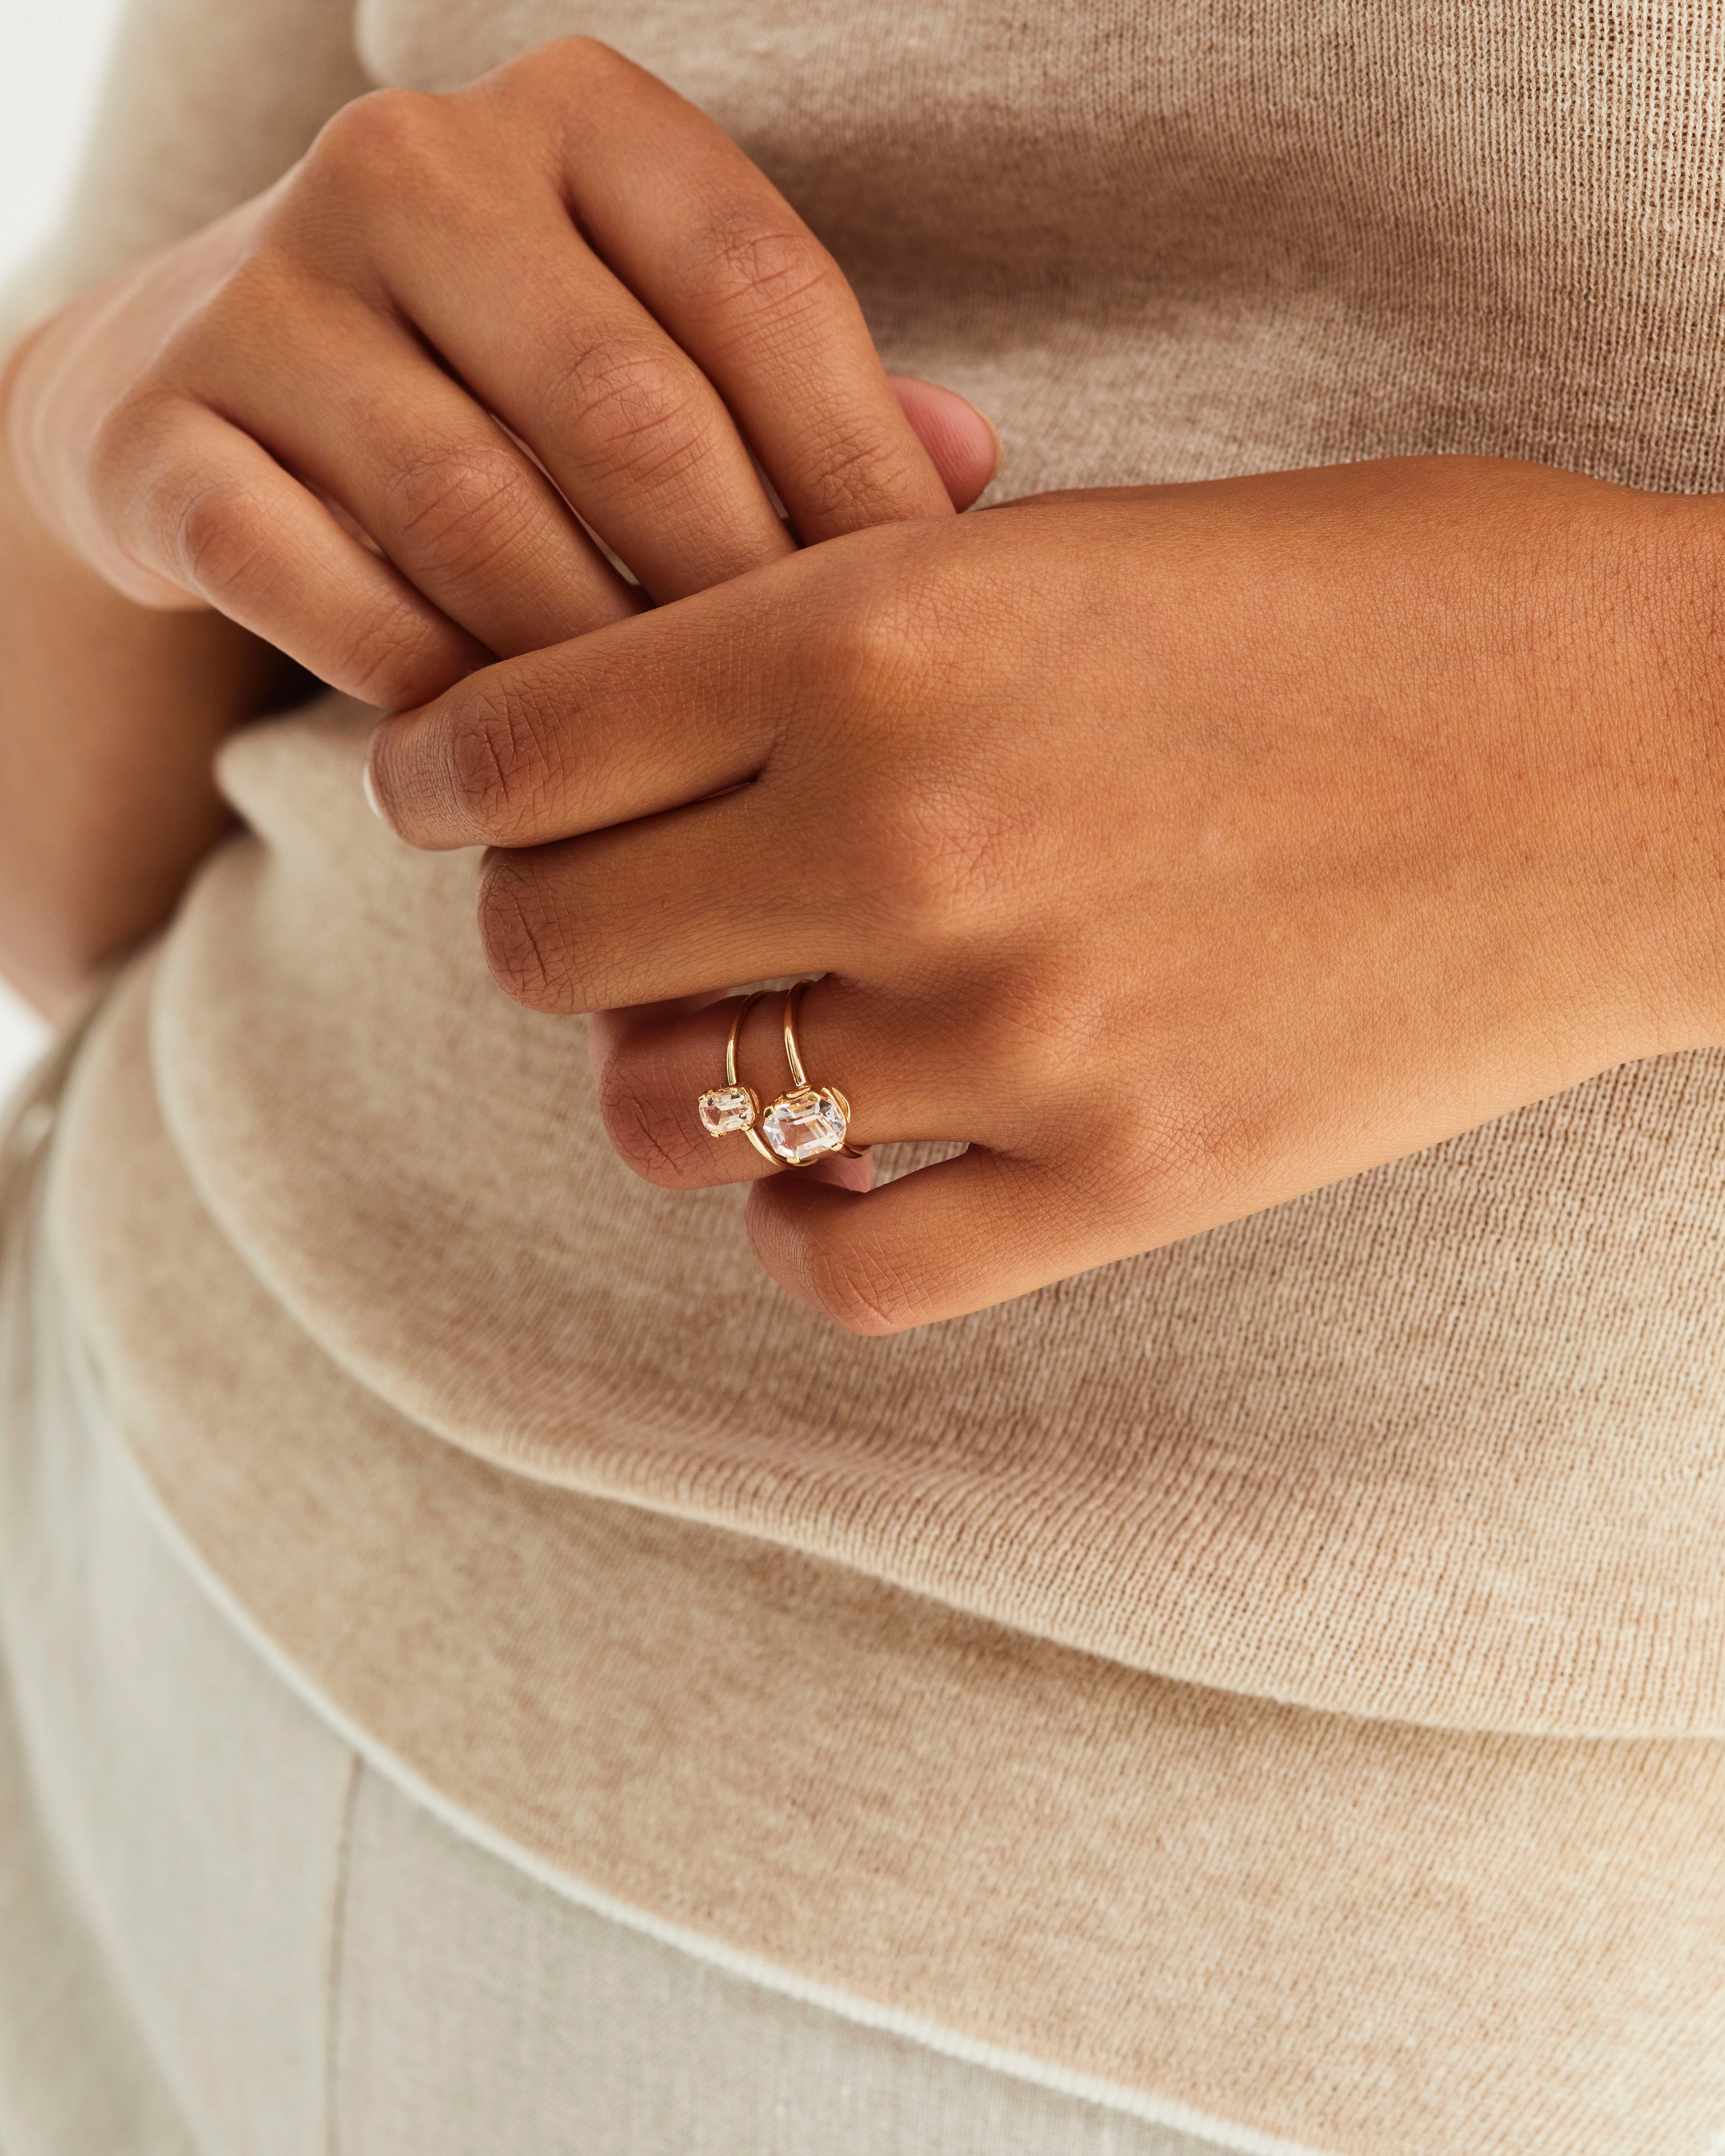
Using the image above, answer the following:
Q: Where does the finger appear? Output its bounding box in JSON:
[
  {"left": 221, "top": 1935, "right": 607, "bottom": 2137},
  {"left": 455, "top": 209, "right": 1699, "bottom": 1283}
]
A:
[
  {"left": 226, "top": 290, "right": 640, "bottom": 655},
  {"left": 539, "top": 46, "right": 959, "bottom": 547},
  {"left": 110, "top": 394, "right": 485, "bottom": 707},
  {"left": 367, "top": 567, "right": 791, "bottom": 851},
  {"left": 589, "top": 984, "right": 977, "bottom": 1190},
  {"left": 889, "top": 377, "right": 1000, "bottom": 511},
  {"left": 383, "top": 216, "right": 795, "bottom": 602},
  {"left": 472, "top": 787, "right": 831, "bottom": 1013},
  {"left": 746, "top": 1146, "right": 1082, "bottom": 1334}
]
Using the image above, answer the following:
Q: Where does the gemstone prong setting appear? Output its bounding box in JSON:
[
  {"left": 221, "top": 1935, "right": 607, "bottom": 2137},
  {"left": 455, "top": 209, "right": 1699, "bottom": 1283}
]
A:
[
  {"left": 697, "top": 1083, "right": 759, "bottom": 1137},
  {"left": 761, "top": 1085, "right": 852, "bottom": 1165}
]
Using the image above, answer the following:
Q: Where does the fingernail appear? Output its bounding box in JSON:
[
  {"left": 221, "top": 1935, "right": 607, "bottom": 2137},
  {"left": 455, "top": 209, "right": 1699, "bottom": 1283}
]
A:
[
  {"left": 887, "top": 374, "right": 1002, "bottom": 511},
  {"left": 362, "top": 758, "right": 384, "bottom": 821},
  {"left": 978, "top": 408, "right": 1003, "bottom": 487}
]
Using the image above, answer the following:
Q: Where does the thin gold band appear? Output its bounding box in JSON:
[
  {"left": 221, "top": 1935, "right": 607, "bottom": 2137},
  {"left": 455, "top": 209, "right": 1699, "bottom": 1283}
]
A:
[
  {"left": 782, "top": 980, "right": 870, "bottom": 1160},
  {"left": 782, "top": 981, "right": 813, "bottom": 1089},
  {"left": 726, "top": 991, "right": 779, "bottom": 1164},
  {"left": 702, "top": 981, "right": 868, "bottom": 1168}
]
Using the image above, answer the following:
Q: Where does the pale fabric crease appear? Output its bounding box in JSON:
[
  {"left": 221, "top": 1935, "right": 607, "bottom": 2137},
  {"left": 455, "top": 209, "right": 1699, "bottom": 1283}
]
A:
[{"left": 7, "top": 0, "right": 1725, "bottom": 2148}]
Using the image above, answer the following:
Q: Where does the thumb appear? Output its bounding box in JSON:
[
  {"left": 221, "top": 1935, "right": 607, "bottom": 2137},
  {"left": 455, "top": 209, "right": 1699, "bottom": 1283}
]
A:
[{"left": 888, "top": 376, "right": 1000, "bottom": 510}]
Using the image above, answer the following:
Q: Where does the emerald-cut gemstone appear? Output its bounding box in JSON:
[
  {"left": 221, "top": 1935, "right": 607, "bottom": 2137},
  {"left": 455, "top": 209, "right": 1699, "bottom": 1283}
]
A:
[{"left": 762, "top": 1088, "right": 848, "bottom": 1164}]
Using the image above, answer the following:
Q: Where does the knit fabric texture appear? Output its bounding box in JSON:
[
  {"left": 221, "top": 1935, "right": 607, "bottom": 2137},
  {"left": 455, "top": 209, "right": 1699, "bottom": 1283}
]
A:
[{"left": 13, "top": 0, "right": 1725, "bottom": 2147}]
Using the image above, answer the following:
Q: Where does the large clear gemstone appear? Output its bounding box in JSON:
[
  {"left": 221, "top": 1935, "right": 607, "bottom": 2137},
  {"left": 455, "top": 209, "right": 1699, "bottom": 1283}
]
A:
[
  {"left": 762, "top": 1088, "right": 848, "bottom": 1164},
  {"left": 698, "top": 1085, "right": 756, "bottom": 1135}
]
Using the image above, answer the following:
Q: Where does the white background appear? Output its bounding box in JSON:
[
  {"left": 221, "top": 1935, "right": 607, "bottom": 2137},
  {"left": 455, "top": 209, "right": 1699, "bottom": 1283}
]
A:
[{"left": 0, "top": 0, "right": 131, "bottom": 1094}]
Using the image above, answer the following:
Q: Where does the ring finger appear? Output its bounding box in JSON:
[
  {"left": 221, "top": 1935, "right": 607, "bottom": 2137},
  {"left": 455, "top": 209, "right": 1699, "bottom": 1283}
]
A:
[{"left": 588, "top": 979, "right": 988, "bottom": 1192}]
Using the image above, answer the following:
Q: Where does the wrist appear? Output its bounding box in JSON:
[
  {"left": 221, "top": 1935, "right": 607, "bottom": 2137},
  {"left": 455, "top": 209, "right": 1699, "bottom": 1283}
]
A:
[{"left": 0, "top": 308, "right": 105, "bottom": 582}]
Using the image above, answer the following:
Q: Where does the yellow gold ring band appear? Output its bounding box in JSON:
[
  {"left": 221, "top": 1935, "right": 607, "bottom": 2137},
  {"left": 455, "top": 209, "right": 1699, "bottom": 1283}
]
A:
[
  {"left": 758, "top": 980, "right": 870, "bottom": 1165},
  {"left": 696, "top": 990, "right": 777, "bottom": 1162},
  {"left": 695, "top": 981, "right": 869, "bottom": 1167}
]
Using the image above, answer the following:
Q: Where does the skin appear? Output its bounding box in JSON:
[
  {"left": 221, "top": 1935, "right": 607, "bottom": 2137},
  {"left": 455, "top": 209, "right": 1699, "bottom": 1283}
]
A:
[
  {"left": 367, "top": 460, "right": 1725, "bottom": 1332},
  {"left": 0, "top": 37, "right": 993, "bottom": 1008},
  {"left": 0, "top": 416, "right": 272, "bottom": 1016},
  {"left": 7, "top": 40, "right": 1725, "bottom": 1332}
]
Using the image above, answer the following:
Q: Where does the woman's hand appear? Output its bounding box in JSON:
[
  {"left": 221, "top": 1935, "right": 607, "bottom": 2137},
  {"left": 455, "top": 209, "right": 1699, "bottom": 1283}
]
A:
[
  {"left": 3, "top": 37, "right": 992, "bottom": 713},
  {"left": 366, "top": 456, "right": 1725, "bottom": 1331}
]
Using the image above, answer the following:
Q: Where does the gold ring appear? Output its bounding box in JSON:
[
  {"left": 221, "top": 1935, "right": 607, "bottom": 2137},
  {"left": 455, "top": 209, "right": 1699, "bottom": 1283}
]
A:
[
  {"left": 759, "top": 980, "right": 870, "bottom": 1165},
  {"left": 697, "top": 991, "right": 777, "bottom": 1163}
]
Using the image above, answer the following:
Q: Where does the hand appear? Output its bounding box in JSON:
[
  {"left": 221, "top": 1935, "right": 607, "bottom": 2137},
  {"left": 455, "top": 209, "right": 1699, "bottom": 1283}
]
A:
[
  {"left": 3, "top": 37, "right": 993, "bottom": 711},
  {"left": 365, "top": 456, "right": 1725, "bottom": 1331}
]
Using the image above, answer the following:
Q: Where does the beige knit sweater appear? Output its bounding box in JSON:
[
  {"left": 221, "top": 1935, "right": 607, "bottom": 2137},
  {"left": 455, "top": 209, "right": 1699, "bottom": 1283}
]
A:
[{"left": 17, "top": 0, "right": 1725, "bottom": 2149}]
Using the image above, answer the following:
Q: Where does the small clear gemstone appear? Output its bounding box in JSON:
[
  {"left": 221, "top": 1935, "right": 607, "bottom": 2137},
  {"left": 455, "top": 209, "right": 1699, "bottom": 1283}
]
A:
[
  {"left": 762, "top": 1088, "right": 848, "bottom": 1164},
  {"left": 698, "top": 1085, "right": 756, "bottom": 1135}
]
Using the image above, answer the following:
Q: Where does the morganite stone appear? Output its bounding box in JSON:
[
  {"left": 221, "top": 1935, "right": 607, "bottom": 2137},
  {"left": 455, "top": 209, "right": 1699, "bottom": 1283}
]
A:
[
  {"left": 762, "top": 1088, "right": 848, "bottom": 1164},
  {"left": 698, "top": 1085, "right": 755, "bottom": 1135}
]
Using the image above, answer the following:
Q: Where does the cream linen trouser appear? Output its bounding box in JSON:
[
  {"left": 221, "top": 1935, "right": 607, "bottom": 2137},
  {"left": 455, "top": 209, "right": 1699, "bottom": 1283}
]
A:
[{"left": 0, "top": 1052, "right": 1245, "bottom": 2156}]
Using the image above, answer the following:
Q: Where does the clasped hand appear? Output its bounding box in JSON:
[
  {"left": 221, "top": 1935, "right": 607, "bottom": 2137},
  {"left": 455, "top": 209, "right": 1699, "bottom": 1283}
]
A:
[
  {"left": 6, "top": 37, "right": 990, "bottom": 700},
  {"left": 12, "top": 36, "right": 1725, "bottom": 1332},
  {"left": 370, "top": 458, "right": 1725, "bottom": 1330}
]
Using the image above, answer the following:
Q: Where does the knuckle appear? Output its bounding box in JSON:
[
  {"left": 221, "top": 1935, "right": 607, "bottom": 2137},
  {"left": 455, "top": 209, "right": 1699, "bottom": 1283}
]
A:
[
  {"left": 308, "top": 87, "right": 445, "bottom": 186},
  {"left": 801, "top": 419, "right": 924, "bottom": 525},
  {"left": 547, "top": 335, "right": 711, "bottom": 484},
  {"left": 87, "top": 390, "right": 181, "bottom": 530},
  {"left": 800, "top": 1232, "right": 922, "bottom": 1337},
  {"left": 858, "top": 784, "right": 1015, "bottom": 944},
  {"left": 382, "top": 445, "right": 540, "bottom": 575},
  {"left": 165, "top": 472, "right": 271, "bottom": 604},
  {"left": 797, "top": 596, "right": 991, "bottom": 942},
  {"left": 828, "top": 753, "right": 1013, "bottom": 948},
  {"left": 596, "top": 1054, "right": 710, "bottom": 1187},
  {"left": 87, "top": 389, "right": 158, "bottom": 488},
  {"left": 477, "top": 857, "right": 580, "bottom": 1012},
  {"left": 809, "top": 555, "right": 1024, "bottom": 944},
  {"left": 445, "top": 675, "right": 549, "bottom": 833},
  {"left": 324, "top": 612, "right": 444, "bottom": 711},
  {"left": 683, "top": 211, "right": 835, "bottom": 332},
  {"left": 964, "top": 973, "right": 1104, "bottom": 1100},
  {"left": 817, "top": 563, "right": 932, "bottom": 698},
  {"left": 521, "top": 33, "right": 623, "bottom": 86},
  {"left": 480, "top": 36, "right": 631, "bottom": 132}
]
